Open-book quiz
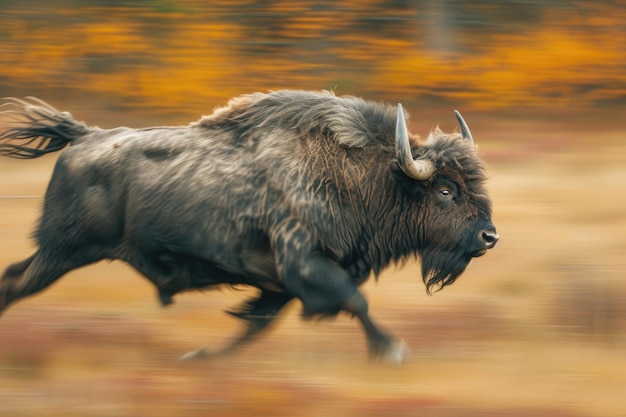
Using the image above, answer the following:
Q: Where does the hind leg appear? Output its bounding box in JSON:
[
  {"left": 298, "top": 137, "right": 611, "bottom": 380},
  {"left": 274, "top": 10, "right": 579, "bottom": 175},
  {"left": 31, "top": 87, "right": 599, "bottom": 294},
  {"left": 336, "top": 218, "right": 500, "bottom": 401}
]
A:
[
  {"left": 0, "top": 249, "right": 94, "bottom": 315},
  {"left": 180, "top": 290, "right": 293, "bottom": 360}
]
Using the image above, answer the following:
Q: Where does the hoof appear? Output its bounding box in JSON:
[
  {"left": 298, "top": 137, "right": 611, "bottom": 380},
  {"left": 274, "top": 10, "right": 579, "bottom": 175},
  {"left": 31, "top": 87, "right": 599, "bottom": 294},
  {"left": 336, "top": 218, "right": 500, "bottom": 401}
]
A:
[
  {"left": 373, "top": 339, "right": 411, "bottom": 365},
  {"left": 179, "top": 347, "right": 211, "bottom": 361}
]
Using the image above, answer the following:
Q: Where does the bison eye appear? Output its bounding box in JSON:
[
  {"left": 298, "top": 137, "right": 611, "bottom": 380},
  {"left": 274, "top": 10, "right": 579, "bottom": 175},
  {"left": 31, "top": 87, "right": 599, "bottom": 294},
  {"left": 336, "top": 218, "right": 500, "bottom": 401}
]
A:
[{"left": 440, "top": 189, "right": 451, "bottom": 198}]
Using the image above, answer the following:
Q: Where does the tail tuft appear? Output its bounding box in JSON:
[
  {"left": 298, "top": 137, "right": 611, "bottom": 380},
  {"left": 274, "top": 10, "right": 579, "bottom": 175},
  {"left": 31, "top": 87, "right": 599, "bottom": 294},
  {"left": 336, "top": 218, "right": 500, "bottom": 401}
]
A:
[{"left": 0, "top": 97, "right": 89, "bottom": 159}]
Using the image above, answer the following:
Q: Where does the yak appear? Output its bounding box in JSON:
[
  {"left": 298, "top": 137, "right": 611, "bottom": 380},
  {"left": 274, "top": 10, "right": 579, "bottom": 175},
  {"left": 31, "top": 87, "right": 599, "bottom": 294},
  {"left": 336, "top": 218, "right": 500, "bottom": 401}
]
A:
[{"left": 0, "top": 90, "right": 498, "bottom": 363}]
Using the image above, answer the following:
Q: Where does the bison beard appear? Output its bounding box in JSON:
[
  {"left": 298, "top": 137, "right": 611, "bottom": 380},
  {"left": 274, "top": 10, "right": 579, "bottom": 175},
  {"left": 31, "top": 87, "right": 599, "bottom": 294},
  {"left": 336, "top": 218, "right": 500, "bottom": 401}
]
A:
[{"left": 420, "top": 246, "right": 471, "bottom": 294}]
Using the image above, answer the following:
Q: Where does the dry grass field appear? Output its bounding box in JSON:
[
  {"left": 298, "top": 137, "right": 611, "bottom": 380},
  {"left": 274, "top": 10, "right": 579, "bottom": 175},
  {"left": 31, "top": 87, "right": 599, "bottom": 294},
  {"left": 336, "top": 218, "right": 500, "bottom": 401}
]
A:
[{"left": 0, "top": 111, "right": 624, "bottom": 417}]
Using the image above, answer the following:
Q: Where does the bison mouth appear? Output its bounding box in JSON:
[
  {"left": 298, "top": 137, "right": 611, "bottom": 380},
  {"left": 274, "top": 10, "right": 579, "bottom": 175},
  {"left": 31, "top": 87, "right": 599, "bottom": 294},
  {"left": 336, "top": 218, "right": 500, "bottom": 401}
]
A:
[{"left": 471, "top": 248, "right": 488, "bottom": 258}]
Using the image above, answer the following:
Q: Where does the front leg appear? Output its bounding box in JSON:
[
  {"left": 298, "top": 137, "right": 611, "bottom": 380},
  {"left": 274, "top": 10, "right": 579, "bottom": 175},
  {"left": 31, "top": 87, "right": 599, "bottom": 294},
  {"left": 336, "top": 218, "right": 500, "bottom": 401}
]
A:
[
  {"left": 278, "top": 247, "right": 410, "bottom": 363},
  {"left": 343, "top": 291, "right": 411, "bottom": 364}
]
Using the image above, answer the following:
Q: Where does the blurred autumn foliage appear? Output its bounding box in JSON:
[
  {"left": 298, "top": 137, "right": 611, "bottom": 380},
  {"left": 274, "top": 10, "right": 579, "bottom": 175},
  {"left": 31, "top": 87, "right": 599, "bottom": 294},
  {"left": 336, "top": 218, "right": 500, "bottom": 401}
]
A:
[{"left": 0, "top": 0, "right": 624, "bottom": 115}]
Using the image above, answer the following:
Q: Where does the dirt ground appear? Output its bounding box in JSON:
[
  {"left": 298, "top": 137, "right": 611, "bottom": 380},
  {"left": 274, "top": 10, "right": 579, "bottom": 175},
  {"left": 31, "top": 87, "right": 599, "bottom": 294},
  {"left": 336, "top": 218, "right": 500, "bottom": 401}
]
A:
[{"left": 0, "top": 113, "right": 625, "bottom": 417}]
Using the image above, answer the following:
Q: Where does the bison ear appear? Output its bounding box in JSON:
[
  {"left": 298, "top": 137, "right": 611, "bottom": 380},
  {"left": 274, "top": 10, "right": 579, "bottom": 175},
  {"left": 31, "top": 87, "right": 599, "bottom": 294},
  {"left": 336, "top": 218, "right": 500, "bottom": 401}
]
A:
[{"left": 391, "top": 161, "right": 428, "bottom": 198}]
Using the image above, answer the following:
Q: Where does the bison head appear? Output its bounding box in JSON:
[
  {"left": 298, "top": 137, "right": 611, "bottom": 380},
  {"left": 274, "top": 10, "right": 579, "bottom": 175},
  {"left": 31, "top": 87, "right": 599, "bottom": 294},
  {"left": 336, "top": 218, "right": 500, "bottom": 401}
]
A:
[{"left": 395, "top": 105, "right": 498, "bottom": 294}]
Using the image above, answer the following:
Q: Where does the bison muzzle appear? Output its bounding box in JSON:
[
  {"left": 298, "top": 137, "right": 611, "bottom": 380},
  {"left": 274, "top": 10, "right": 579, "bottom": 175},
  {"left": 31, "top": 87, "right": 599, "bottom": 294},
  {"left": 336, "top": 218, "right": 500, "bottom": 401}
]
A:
[{"left": 0, "top": 91, "right": 498, "bottom": 363}]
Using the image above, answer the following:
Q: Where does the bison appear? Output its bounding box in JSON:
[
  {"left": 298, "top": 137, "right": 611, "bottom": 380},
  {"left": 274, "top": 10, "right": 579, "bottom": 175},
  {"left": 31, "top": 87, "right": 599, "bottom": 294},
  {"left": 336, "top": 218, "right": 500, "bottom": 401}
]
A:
[{"left": 0, "top": 90, "right": 497, "bottom": 362}]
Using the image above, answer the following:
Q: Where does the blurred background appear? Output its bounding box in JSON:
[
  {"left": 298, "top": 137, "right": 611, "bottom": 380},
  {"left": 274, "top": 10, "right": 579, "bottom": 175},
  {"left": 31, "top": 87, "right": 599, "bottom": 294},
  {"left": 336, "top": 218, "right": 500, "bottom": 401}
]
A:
[{"left": 0, "top": 1, "right": 624, "bottom": 416}]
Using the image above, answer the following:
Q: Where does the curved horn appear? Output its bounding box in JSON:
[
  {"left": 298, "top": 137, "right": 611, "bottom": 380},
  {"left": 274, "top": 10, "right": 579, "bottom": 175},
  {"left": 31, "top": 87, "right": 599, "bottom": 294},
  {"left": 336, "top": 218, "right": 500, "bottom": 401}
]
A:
[
  {"left": 395, "top": 104, "right": 435, "bottom": 181},
  {"left": 454, "top": 110, "right": 473, "bottom": 144}
]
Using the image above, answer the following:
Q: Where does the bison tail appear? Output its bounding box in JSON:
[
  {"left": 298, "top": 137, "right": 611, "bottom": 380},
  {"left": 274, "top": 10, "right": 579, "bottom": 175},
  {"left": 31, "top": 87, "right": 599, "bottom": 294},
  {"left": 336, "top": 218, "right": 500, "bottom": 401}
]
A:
[{"left": 0, "top": 97, "right": 90, "bottom": 159}]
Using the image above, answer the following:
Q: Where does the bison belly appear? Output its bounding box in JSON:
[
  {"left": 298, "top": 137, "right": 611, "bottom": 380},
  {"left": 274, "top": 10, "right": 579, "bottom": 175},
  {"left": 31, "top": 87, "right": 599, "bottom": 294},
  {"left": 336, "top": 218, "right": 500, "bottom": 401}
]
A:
[{"left": 121, "top": 216, "right": 283, "bottom": 296}]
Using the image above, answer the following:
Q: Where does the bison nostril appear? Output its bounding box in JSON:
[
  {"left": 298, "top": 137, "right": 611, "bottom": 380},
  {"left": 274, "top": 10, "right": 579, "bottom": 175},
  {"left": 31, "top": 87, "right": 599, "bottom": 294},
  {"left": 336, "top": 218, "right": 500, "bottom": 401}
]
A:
[{"left": 481, "top": 230, "right": 499, "bottom": 248}]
